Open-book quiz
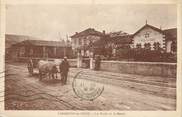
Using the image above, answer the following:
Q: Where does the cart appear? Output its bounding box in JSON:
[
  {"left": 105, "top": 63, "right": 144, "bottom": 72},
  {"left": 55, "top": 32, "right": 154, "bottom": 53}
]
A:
[{"left": 27, "top": 58, "right": 39, "bottom": 75}]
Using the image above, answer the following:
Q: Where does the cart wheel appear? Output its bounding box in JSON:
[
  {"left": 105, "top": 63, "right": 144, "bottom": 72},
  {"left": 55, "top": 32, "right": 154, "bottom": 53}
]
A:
[
  {"left": 28, "top": 66, "right": 33, "bottom": 75},
  {"left": 27, "top": 58, "right": 34, "bottom": 75}
]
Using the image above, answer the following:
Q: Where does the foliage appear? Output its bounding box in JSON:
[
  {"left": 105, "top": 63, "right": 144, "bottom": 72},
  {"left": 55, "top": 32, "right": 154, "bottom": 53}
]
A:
[
  {"left": 115, "top": 47, "right": 176, "bottom": 63},
  {"left": 91, "top": 35, "right": 176, "bottom": 63}
]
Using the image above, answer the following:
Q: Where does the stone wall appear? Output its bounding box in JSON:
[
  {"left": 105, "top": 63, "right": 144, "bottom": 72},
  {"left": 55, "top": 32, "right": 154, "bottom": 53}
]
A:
[
  {"left": 15, "top": 57, "right": 176, "bottom": 77},
  {"left": 99, "top": 61, "right": 176, "bottom": 77},
  {"left": 60, "top": 59, "right": 177, "bottom": 77}
]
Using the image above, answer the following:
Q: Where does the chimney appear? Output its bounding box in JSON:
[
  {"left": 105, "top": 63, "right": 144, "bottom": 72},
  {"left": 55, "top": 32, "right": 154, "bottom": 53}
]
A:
[
  {"left": 103, "top": 30, "right": 106, "bottom": 35},
  {"left": 160, "top": 26, "right": 162, "bottom": 30}
]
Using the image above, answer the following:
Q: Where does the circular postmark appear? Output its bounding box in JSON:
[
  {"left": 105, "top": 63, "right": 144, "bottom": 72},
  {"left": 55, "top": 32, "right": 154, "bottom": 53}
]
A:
[{"left": 72, "top": 71, "right": 104, "bottom": 101}]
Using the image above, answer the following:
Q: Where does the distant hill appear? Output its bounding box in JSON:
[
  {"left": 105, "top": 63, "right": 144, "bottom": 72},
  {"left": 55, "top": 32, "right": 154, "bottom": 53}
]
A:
[{"left": 5, "top": 34, "right": 38, "bottom": 49}]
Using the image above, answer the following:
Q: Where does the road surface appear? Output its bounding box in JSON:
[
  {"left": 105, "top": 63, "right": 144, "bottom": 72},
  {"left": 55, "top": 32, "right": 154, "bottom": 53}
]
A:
[{"left": 4, "top": 63, "right": 176, "bottom": 110}]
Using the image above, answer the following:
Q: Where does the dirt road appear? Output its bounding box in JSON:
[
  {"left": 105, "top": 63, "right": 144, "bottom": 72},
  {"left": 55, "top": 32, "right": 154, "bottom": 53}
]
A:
[{"left": 4, "top": 63, "right": 176, "bottom": 110}]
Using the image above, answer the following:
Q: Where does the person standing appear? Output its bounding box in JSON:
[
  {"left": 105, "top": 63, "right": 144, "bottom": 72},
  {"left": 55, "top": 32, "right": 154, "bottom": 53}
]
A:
[
  {"left": 95, "top": 55, "right": 101, "bottom": 70},
  {"left": 59, "top": 57, "right": 70, "bottom": 84},
  {"left": 27, "top": 57, "right": 33, "bottom": 75}
]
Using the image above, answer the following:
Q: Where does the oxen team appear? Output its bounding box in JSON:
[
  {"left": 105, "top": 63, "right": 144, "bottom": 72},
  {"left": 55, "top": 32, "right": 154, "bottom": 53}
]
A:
[
  {"left": 31, "top": 57, "right": 70, "bottom": 84},
  {"left": 38, "top": 60, "right": 59, "bottom": 80}
]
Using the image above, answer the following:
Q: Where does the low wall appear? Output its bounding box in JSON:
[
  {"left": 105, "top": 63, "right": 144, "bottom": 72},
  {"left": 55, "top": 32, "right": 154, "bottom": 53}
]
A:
[
  {"left": 15, "top": 57, "right": 78, "bottom": 67},
  {"left": 14, "top": 57, "right": 176, "bottom": 77},
  {"left": 68, "top": 59, "right": 77, "bottom": 67},
  {"left": 99, "top": 61, "right": 176, "bottom": 77}
]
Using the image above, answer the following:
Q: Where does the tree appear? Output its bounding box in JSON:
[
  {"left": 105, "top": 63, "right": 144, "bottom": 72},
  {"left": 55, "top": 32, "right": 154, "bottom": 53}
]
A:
[{"left": 93, "top": 35, "right": 109, "bottom": 57}]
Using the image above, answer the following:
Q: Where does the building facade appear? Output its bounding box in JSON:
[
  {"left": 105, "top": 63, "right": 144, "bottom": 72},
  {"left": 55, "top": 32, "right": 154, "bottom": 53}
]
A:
[
  {"left": 70, "top": 28, "right": 104, "bottom": 57},
  {"left": 6, "top": 38, "right": 72, "bottom": 60},
  {"left": 132, "top": 24, "right": 177, "bottom": 53}
]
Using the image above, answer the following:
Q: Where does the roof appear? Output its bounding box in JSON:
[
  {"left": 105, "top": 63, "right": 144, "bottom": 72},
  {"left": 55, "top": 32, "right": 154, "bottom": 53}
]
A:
[
  {"left": 5, "top": 34, "right": 32, "bottom": 49},
  {"left": 70, "top": 28, "right": 104, "bottom": 38},
  {"left": 108, "top": 31, "right": 129, "bottom": 37},
  {"left": 133, "top": 24, "right": 177, "bottom": 41},
  {"left": 13, "top": 40, "right": 71, "bottom": 47},
  {"left": 163, "top": 28, "right": 177, "bottom": 41},
  {"left": 133, "top": 24, "right": 163, "bottom": 36}
]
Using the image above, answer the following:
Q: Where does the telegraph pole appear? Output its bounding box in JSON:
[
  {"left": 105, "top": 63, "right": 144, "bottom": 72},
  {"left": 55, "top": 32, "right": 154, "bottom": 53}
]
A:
[
  {"left": 64, "top": 39, "right": 66, "bottom": 57},
  {"left": 63, "top": 35, "right": 69, "bottom": 57},
  {"left": 59, "top": 32, "right": 65, "bottom": 58}
]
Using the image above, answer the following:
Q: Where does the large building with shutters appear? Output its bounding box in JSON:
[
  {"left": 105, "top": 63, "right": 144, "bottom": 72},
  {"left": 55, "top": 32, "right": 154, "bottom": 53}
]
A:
[{"left": 70, "top": 28, "right": 104, "bottom": 57}]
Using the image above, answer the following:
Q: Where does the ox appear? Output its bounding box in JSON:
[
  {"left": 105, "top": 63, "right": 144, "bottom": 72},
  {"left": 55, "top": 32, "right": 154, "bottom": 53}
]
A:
[{"left": 37, "top": 60, "right": 58, "bottom": 80}]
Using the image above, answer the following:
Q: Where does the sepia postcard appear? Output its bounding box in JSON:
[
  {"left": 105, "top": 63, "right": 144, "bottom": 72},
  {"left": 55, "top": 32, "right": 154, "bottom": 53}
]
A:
[{"left": 0, "top": 0, "right": 182, "bottom": 117}]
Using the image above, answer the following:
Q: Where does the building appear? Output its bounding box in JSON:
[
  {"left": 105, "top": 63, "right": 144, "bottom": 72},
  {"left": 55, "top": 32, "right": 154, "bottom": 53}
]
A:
[
  {"left": 6, "top": 34, "right": 72, "bottom": 60},
  {"left": 70, "top": 28, "right": 104, "bottom": 57},
  {"left": 132, "top": 23, "right": 177, "bottom": 53},
  {"left": 163, "top": 28, "right": 177, "bottom": 53},
  {"left": 5, "top": 34, "right": 38, "bottom": 60},
  {"left": 5, "top": 34, "right": 32, "bottom": 49},
  {"left": 91, "top": 31, "right": 132, "bottom": 58}
]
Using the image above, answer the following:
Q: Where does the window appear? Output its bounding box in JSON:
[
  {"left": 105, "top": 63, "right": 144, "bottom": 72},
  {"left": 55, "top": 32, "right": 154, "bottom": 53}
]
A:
[
  {"left": 19, "top": 46, "right": 25, "bottom": 57},
  {"left": 136, "top": 44, "right": 141, "bottom": 49},
  {"left": 153, "top": 42, "right": 161, "bottom": 50},
  {"left": 79, "top": 39, "right": 82, "bottom": 45},
  {"left": 144, "top": 43, "right": 151, "bottom": 50},
  {"left": 144, "top": 32, "right": 150, "bottom": 38},
  {"left": 171, "top": 41, "right": 177, "bottom": 52},
  {"left": 83, "top": 39, "right": 86, "bottom": 45},
  {"left": 74, "top": 39, "right": 77, "bottom": 45}
]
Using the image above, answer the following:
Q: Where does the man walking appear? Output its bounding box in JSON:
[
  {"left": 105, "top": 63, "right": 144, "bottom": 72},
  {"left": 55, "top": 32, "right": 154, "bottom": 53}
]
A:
[{"left": 59, "top": 57, "right": 70, "bottom": 84}]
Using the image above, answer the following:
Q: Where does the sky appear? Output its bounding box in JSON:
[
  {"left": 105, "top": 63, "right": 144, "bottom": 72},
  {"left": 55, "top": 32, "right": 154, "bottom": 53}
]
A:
[{"left": 6, "top": 4, "right": 177, "bottom": 41}]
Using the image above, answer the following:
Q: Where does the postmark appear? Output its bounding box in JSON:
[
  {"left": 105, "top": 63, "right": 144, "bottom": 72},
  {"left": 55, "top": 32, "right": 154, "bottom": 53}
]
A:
[{"left": 72, "top": 71, "right": 104, "bottom": 101}]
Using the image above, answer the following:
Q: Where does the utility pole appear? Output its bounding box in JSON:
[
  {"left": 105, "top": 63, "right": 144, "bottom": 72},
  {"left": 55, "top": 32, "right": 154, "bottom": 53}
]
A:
[
  {"left": 59, "top": 32, "right": 65, "bottom": 58},
  {"left": 64, "top": 39, "right": 66, "bottom": 57},
  {"left": 63, "top": 35, "right": 69, "bottom": 57},
  {"left": 65, "top": 34, "right": 69, "bottom": 57}
]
